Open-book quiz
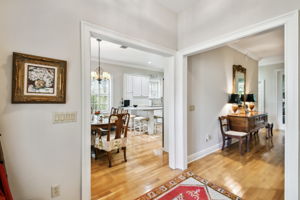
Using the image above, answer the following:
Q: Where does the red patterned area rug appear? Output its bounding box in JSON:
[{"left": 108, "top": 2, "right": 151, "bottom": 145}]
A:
[{"left": 135, "top": 171, "right": 242, "bottom": 200}]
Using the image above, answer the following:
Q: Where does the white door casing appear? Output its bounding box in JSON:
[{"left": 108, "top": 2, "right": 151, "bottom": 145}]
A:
[
  {"left": 81, "top": 21, "right": 176, "bottom": 200},
  {"left": 176, "top": 10, "right": 299, "bottom": 200}
]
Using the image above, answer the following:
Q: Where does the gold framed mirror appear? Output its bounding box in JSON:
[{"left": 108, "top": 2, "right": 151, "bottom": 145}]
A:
[{"left": 233, "top": 65, "right": 246, "bottom": 95}]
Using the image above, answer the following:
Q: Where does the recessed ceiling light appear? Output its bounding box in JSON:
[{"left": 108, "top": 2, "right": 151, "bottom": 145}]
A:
[{"left": 148, "top": 61, "right": 152, "bottom": 64}]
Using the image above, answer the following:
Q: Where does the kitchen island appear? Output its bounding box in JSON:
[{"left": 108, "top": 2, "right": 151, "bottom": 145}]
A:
[{"left": 123, "top": 106, "right": 163, "bottom": 134}]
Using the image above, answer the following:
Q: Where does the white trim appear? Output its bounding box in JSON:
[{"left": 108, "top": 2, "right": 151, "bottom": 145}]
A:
[
  {"left": 188, "top": 143, "right": 222, "bottom": 163},
  {"left": 259, "top": 56, "right": 284, "bottom": 66},
  {"left": 81, "top": 21, "right": 176, "bottom": 200},
  {"left": 80, "top": 22, "right": 92, "bottom": 200},
  {"left": 174, "top": 54, "right": 188, "bottom": 170},
  {"left": 176, "top": 10, "right": 299, "bottom": 200},
  {"left": 283, "top": 12, "right": 299, "bottom": 199},
  {"left": 163, "top": 56, "right": 175, "bottom": 165}
]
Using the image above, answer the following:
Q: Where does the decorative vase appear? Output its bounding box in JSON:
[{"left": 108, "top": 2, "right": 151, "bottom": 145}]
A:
[
  {"left": 249, "top": 104, "right": 255, "bottom": 111},
  {"left": 232, "top": 104, "right": 239, "bottom": 113}
]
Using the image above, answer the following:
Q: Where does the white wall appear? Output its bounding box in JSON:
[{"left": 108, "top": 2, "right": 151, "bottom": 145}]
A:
[
  {"left": 259, "top": 63, "right": 285, "bottom": 129},
  {"left": 0, "top": 0, "right": 177, "bottom": 199},
  {"left": 91, "top": 62, "right": 163, "bottom": 108},
  {"left": 187, "top": 46, "right": 258, "bottom": 156},
  {"left": 178, "top": 0, "right": 300, "bottom": 49}
]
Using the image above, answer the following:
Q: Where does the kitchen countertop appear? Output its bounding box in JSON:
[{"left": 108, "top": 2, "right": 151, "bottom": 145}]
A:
[{"left": 123, "top": 106, "right": 163, "bottom": 111}]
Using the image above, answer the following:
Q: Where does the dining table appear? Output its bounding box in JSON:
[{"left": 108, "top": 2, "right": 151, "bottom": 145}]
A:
[{"left": 91, "top": 116, "right": 115, "bottom": 131}]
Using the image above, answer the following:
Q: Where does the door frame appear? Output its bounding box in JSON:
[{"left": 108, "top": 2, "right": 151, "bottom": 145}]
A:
[
  {"left": 275, "top": 69, "right": 285, "bottom": 130},
  {"left": 80, "top": 21, "right": 176, "bottom": 200},
  {"left": 175, "top": 10, "right": 299, "bottom": 199}
]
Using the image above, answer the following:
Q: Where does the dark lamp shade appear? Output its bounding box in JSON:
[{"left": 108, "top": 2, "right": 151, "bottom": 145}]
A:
[
  {"left": 246, "top": 94, "right": 256, "bottom": 102},
  {"left": 228, "top": 94, "right": 240, "bottom": 104}
]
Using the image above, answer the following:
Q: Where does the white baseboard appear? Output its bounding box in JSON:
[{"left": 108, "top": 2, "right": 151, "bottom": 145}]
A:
[
  {"left": 162, "top": 147, "right": 168, "bottom": 152},
  {"left": 188, "top": 143, "right": 222, "bottom": 163}
]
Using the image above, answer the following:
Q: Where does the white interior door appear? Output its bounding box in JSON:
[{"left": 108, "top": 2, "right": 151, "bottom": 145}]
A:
[
  {"left": 277, "top": 70, "right": 285, "bottom": 130},
  {"left": 258, "top": 80, "right": 265, "bottom": 112}
]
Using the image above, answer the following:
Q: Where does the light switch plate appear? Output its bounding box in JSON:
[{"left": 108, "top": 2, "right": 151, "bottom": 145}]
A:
[
  {"left": 53, "top": 112, "right": 77, "bottom": 124},
  {"left": 189, "top": 105, "right": 195, "bottom": 111}
]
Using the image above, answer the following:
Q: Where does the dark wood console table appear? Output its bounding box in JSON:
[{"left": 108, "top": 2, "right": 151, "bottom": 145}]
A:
[{"left": 227, "top": 112, "right": 268, "bottom": 134}]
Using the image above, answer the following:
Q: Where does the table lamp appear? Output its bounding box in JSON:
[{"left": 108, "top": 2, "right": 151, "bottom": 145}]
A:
[
  {"left": 246, "top": 94, "right": 256, "bottom": 111},
  {"left": 228, "top": 94, "right": 240, "bottom": 113}
]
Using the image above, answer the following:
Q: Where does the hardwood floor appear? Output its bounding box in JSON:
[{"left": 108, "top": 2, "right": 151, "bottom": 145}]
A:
[
  {"left": 189, "top": 130, "right": 284, "bottom": 200},
  {"left": 91, "top": 129, "right": 284, "bottom": 200},
  {"left": 91, "top": 132, "right": 180, "bottom": 200}
]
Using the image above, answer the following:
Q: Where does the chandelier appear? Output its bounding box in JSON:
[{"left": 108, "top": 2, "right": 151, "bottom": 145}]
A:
[{"left": 91, "top": 39, "right": 111, "bottom": 81}]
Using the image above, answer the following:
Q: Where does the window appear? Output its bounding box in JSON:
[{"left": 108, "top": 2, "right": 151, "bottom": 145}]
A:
[
  {"left": 91, "top": 78, "right": 111, "bottom": 113},
  {"left": 149, "top": 79, "right": 161, "bottom": 98}
]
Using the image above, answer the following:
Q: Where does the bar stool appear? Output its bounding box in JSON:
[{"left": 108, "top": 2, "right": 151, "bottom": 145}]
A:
[
  {"left": 154, "top": 115, "right": 163, "bottom": 134},
  {"left": 134, "top": 117, "right": 149, "bottom": 135},
  {"left": 128, "top": 115, "right": 136, "bottom": 131}
]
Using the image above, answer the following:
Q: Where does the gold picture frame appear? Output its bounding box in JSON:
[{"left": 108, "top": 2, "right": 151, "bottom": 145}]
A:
[{"left": 12, "top": 52, "right": 67, "bottom": 103}]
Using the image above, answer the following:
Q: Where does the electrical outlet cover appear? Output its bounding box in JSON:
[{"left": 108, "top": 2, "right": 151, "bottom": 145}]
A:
[{"left": 51, "top": 185, "right": 60, "bottom": 198}]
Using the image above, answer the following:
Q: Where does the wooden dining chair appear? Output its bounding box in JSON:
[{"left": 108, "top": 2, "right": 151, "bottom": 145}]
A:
[
  {"left": 218, "top": 116, "right": 249, "bottom": 155},
  {"left": 119, "top": 108, "right": 129, "bottom": 114},
  {"left": 111, "top": 107, "right": 128, "bottom": 114},
  {"left": 111, "top": 107, "right": 119, "bottom": 114},
  {"left": 94, "top": 113, "right": 130, "bottom": 167}
]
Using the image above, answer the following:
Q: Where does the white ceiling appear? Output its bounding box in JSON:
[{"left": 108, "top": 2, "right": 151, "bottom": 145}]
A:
[
  {"left": 227, "top": 27, "right": 284, "bottom": 61},
  {"left": 91, "top": 27, "right": 284, "bottom": 71},
  {"left": 91, "top": 38, "right": 168, "bottom": 71},
  {"left": 154, "top": 0, "right": 198, "bottom": 13}
]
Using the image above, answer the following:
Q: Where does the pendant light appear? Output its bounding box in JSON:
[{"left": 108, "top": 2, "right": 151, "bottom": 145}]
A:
[
  {"left": 95, "top": 38, "right": 104, "bottom": 82},
  {"left": 91, "top": 38, "right": 111, "bottom": 81}
]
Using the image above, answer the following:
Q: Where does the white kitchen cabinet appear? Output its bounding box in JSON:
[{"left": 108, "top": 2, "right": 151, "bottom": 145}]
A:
[
  {"left": 132, "top": 76, "right": 142, "bottom": 97},
  {"left": 127, "top": 75, "right": 133, "bottom": 93},
  {"left": 141, "top": 77, "right": 149, "bottom": 97},
  {"left": 125, "top": 75, "right": 150, "bottom": 98}
]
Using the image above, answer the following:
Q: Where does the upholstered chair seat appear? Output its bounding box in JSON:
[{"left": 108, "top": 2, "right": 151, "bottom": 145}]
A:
[
  {"left": 95, "top": 135, "right": 127, "bottom": 152},
  {"left": 225, "top": 131, "right": 248, "bottom": 137}
]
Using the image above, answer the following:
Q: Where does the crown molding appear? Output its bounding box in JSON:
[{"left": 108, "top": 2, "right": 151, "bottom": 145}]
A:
[
  {"left": 227, "top": 44, "right": 260, "bottom": 61},
  {"left": 259, "top": 56, "right": 284, "bottom": 66}
]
